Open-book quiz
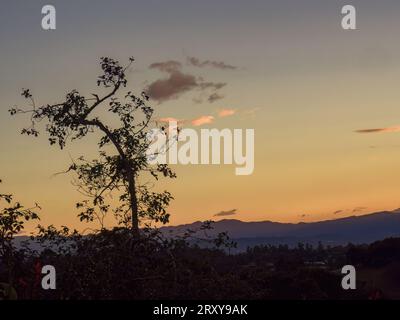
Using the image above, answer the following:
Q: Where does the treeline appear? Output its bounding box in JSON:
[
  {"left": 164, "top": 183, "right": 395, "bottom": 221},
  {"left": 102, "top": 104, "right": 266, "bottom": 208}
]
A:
[{"left": 2, "top": 226, "right": 399, "bottom": 300}]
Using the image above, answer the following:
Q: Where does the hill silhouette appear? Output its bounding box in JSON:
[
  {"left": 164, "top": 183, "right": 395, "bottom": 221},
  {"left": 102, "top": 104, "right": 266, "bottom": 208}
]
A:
[{"left": 162, "top": 210, "right": 400, "bottom": 249}]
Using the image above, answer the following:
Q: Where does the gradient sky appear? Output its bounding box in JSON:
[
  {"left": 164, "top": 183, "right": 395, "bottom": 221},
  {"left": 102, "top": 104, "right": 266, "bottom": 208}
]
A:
[{"left": 2, "top": 0, "right": 400, "bottom": 231}]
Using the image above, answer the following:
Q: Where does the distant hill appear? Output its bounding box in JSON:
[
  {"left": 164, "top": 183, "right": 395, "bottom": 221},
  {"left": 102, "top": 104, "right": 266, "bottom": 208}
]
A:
[
  {"left": 161, "top": 210, "right": 400, "bottom": 250},
  {"left": 13, "top": 210, "right": 400, "bottom": 253}
]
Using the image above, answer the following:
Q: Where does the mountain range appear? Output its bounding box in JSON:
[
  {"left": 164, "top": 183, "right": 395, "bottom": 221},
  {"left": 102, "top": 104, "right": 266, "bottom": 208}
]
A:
[
  {"left": 161, "top": 209, "right": 400, "bottom": 250},
  {"left": 14, "top": 209, "right": 400, "bottom": 253}
]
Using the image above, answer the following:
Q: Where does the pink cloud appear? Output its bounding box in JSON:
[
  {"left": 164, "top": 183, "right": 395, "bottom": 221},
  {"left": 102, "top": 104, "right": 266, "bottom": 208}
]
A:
[
  {"left": 218, "top": 108, "right": 236, "bottom": 118},
  {"left": 191, "top": 115, "right": 214, "bottom": 126}
]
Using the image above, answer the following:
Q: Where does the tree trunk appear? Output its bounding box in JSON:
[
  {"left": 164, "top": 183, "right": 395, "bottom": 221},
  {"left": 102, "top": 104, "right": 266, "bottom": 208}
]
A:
[{"left": 127, "top": 170, "right": 140, "bottom": 237}]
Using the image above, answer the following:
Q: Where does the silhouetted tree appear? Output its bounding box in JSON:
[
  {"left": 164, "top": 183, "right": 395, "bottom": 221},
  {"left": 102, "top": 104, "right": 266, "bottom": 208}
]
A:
[
  {"left": 0, "top": 179, "right": 39, "bottom": 291},
  {"left": 9, "top": 57, "right": 176, "bottom": 236}
]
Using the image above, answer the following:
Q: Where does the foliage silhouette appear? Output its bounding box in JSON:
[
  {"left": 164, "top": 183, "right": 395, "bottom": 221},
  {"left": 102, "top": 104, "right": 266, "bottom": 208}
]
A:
[
  {"left": 10, "top": 57, "right": 176, "bottom": 235},
  {"left": 0, "top": 178, "right": 39, "bottom": 299}
]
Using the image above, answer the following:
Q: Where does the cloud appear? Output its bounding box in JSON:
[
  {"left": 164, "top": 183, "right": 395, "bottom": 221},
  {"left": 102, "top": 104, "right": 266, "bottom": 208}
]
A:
[
  {"left": 199, "top": 81, "right": 226, "bottom": 91},
  {"left": 218, "top": 108, "right": 236, "bottom": 118},
  {"left": 158, "top": 111, "right": 234, "bottom": 127},
  {"left": 187, "top": 57, "right": 237, "bottom": 70},
  {"left": 333, "top": 210, "right": 343, "bottom": 215},
  {"left": 147, "top": 60, "right": 226, "bottom": 103},
  {"left": 149, "top": 60, "right": 182, "bottom": 73},
  {"left": 147, "top": 71, "right": 198, "bottom": 103},
  {"left": 214, "top": 209, "right": 237, "bottom": 217},
  {"left": 191, "top": 115, "right": 214, "bottom": 126},
  {"left": 208, "top": 93, "right": 224, "bottom": 103},
  {"left": 355, "top": 126, "right": 400, "bottom": 134}
]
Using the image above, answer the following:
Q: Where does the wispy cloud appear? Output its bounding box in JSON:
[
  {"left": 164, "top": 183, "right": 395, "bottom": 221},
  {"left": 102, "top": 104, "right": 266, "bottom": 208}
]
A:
[
  {"left": 149, "top": 60, "right": 182, "bottom": 73},
  {"left": 208, "top": 92, "right": 224, "bottom": 103},
  {"left": 355, "top": 126, "right": 400, "bottom": 134},
  {"left": 191, "top": 115, "right": 214, "bottom": 126},
  {"left": 214, "top": 209, "right": 237, "bottom": 217},
  {"left": 218, "top": 108, "right": 236, "bottom": 118},
  {"left": 156, "top": 107, "right": 238, "bottom": 129},
  {"left": 187, "top": 57, "right": 237, "bottom": 70}
]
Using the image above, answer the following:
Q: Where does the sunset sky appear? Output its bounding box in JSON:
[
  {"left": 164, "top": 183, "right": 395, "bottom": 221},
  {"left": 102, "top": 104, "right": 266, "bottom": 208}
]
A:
[{"left": 2, "top": 0, "right": 400, "bottom": 231}]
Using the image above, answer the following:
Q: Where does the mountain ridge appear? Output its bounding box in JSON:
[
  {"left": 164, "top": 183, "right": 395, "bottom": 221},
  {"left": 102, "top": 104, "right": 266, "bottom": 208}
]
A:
[{"left": 161, "top": 210, "right": 400, "bottom": 248}]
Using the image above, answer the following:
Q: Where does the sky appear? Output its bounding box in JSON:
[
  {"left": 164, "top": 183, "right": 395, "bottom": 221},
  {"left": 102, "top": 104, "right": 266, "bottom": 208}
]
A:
[{"left": 2, "top": 0, "right": 400, "bottom": 231}]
